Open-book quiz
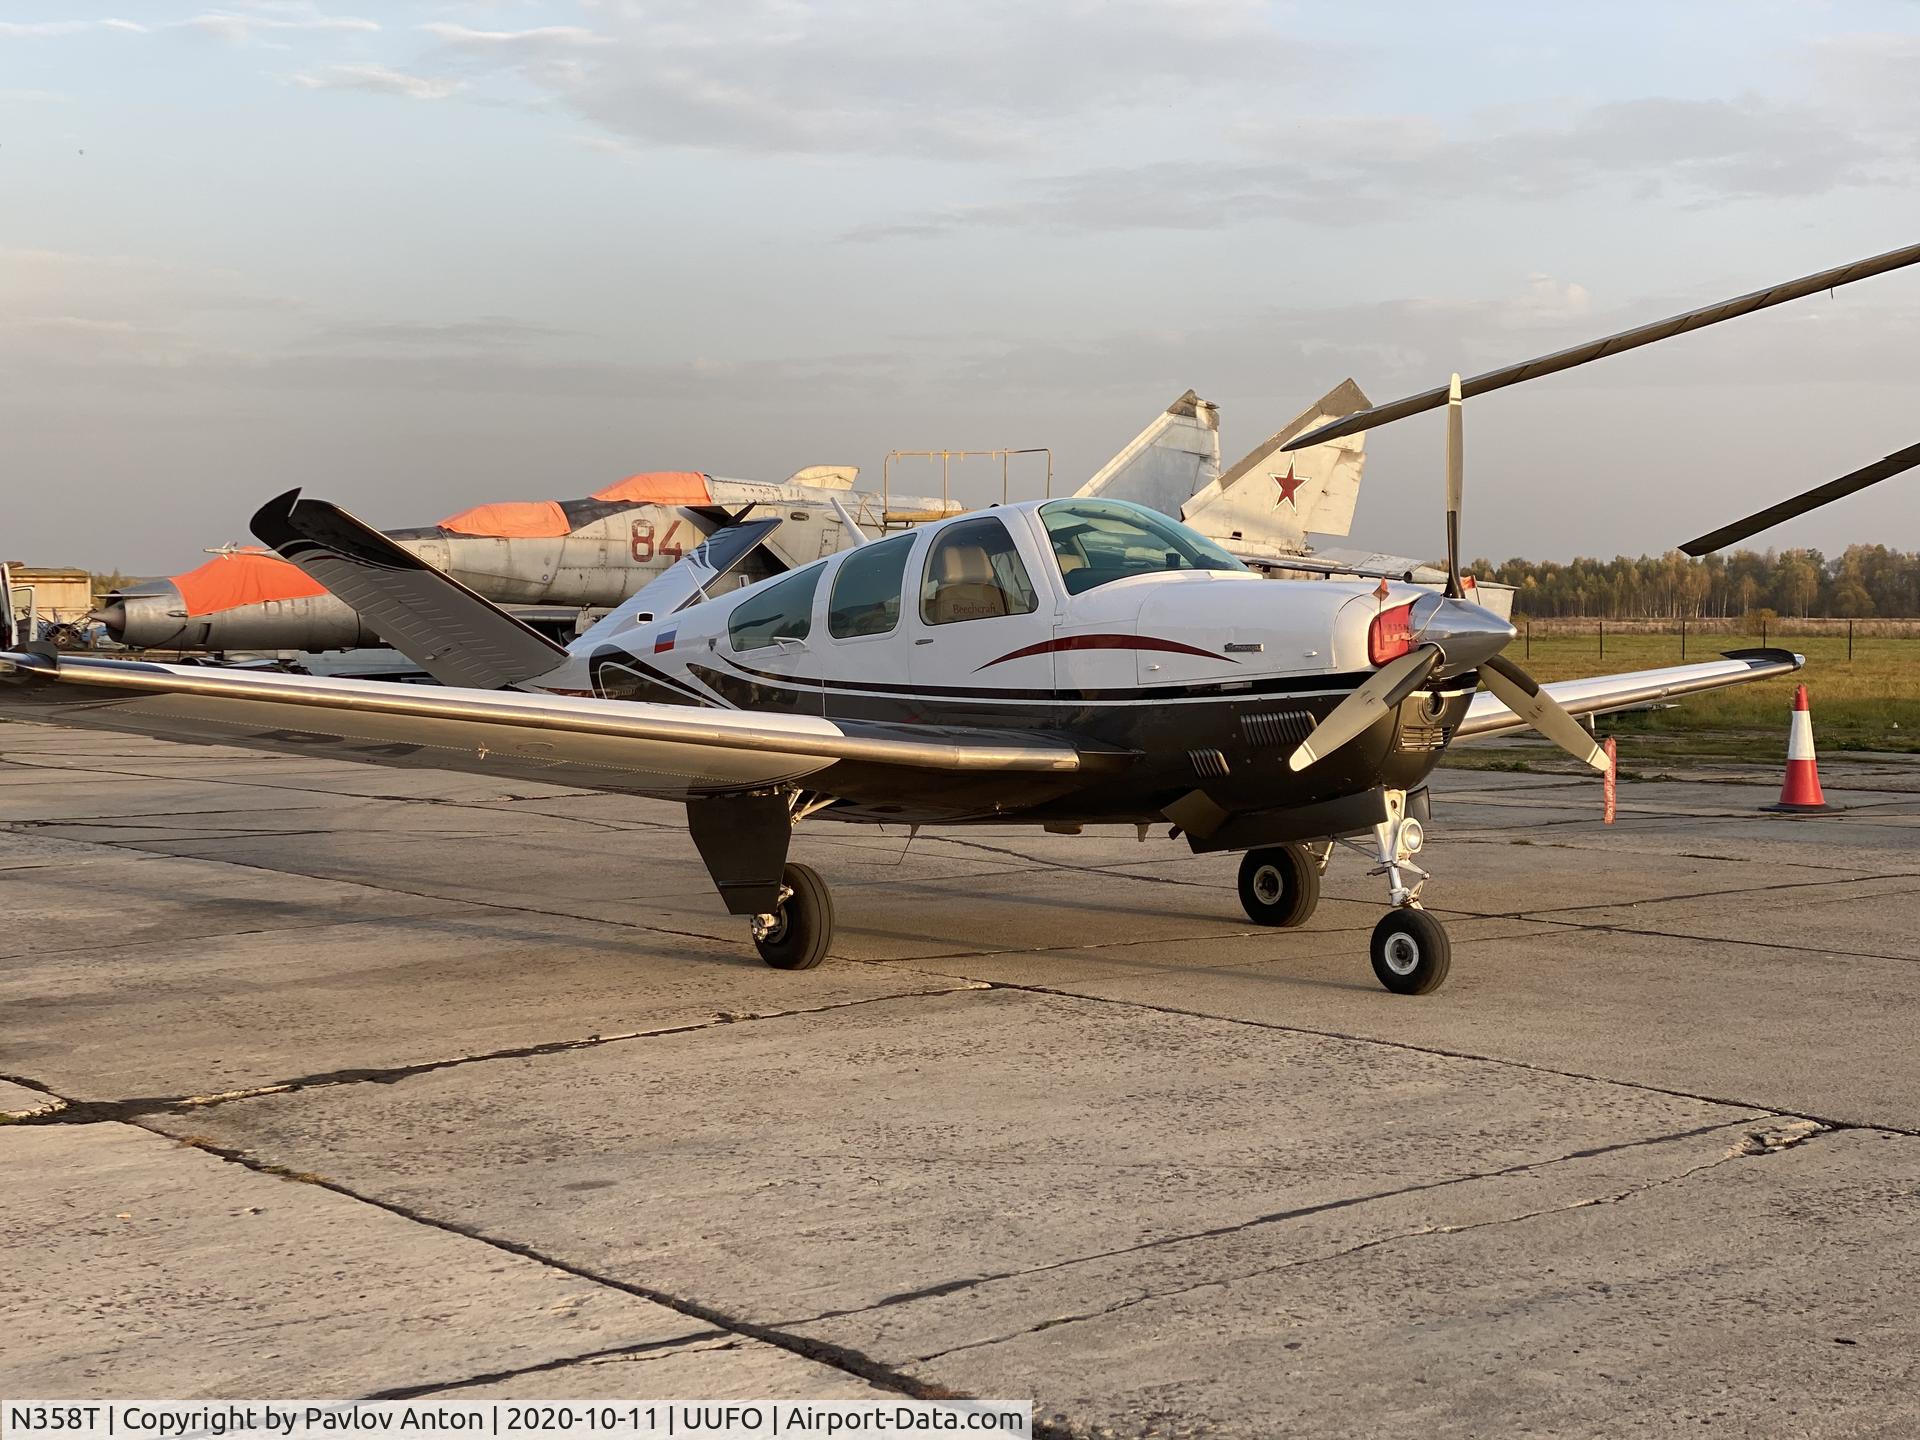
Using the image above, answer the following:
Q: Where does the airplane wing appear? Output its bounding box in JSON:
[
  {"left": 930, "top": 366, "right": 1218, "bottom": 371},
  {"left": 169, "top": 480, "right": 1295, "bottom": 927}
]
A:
[
  {"left": 1455, "top": 649, "right": 1802, "bottom": 741},
  {"left": 0, "top": 650, "right": 1102, "bottom": 799}
]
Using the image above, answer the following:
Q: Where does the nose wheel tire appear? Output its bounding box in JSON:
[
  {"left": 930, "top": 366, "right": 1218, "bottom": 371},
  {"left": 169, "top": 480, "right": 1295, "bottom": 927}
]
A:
[
  {"left": 1369, "top": 909, "right": 1451, "bottom": 995},
  {"left": 1237, "top": 845, "right": 1320, "bottom": 928},
  {"left": 752, "top": 863, "right": 834, "bottom": 970}
]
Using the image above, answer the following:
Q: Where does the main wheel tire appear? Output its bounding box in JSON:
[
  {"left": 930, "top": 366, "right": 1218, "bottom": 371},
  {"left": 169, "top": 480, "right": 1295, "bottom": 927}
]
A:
[
  {"left": 1237, "top": 845, "right": 1321, "bottom": 927},
  {"left": 753, "top": 863, "right": 834, "bottom": 970},
  {"left": 1369, "top": 908, "right": 1451, "bottom": 995}
]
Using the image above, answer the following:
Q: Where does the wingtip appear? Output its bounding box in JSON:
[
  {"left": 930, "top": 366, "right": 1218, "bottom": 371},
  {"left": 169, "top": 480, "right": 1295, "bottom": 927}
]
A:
[{"left": 249, "top": 488, "right": 305, "bottom": 548}]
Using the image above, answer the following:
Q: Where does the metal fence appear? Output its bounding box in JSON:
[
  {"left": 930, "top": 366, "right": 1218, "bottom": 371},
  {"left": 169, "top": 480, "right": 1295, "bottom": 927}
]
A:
[{"left": 1510, "top": 615, "right": 1920, "bottom": 662}]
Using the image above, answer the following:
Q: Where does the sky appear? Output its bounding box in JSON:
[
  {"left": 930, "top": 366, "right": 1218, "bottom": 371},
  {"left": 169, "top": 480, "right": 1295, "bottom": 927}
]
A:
[{"left": 3, "top": 0, "right": 1918, "bottom": 574}]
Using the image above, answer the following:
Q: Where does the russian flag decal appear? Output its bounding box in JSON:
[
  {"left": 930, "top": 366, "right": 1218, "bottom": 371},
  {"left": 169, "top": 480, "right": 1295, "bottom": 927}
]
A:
[{"left": 653, "top": 628, "right": 677, "bottom": 654}]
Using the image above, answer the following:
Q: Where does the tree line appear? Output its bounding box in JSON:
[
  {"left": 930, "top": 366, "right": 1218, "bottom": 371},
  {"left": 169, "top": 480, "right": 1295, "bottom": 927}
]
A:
[{"left": 1469, "top": 545, "right": 1920, "bottom": 620}]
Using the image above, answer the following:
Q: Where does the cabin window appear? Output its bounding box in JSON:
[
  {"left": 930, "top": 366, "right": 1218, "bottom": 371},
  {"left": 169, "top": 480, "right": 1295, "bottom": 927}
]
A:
[
  {"left": 919, "top": 517, "right": 1039, "bottom": 626},
  {"left": 827, "top": 533, "right": 916, "bottom": 639},
  {"left": 727, "top": 563, "right": 824, "bottom": 650},
  {"left": 1039, "top": 498, "right": 1246, "bottom": 595}
]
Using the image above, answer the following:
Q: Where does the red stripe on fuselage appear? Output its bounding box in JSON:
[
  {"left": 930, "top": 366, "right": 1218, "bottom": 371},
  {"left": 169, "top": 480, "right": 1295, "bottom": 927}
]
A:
[{"left": 975, "top": 633, "right": 1235, "bottom": 671}]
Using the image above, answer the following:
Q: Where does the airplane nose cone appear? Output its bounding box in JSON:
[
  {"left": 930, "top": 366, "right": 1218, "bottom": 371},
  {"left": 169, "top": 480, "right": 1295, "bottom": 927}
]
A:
[
  {"left": 93, "top": 602, "right": 127, "bottom": 640},
  {"left": 1410, "top": 593, "right": 1516, "bottom": 675}
]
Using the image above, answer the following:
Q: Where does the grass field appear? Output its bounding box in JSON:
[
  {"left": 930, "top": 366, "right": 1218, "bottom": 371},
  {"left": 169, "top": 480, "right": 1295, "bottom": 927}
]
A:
[{"left": 1457, "top": 632, "right": 1920, "bottom": 761}]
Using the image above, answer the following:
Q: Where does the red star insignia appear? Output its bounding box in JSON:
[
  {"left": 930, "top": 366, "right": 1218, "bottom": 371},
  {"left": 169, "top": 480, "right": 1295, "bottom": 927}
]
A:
[{"left": 1272, "top": 463, "right": 1304, "bottom": 508}]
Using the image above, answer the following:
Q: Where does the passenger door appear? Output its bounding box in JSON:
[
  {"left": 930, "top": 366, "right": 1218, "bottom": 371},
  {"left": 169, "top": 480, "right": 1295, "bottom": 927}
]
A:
[{"left": 907, "top": 516, "right": 1053, "bottom": 698}]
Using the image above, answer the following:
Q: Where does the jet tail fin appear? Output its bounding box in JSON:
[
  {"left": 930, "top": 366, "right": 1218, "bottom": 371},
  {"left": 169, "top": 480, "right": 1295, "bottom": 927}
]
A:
[
  {"left": 250, "top": 490, "right": 569, "bottom": 690},
  {"left": 1, "top": 562, "right": 17, "bottom": 649},
  {"left": 1178, "top": 379, "right": 1370, "bottom": 553},
  {"left": 1076, "top": 390, "right": 1221, "bottom": 514}
]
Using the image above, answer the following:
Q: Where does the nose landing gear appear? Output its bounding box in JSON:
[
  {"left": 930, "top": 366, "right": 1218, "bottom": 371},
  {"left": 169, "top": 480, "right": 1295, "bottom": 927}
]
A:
[
  {"left": 1362, "top": 787, "right": 1450, "bottom": 994},
  {"left": 1369, "top": 907, "right": 1451, "bottom": 995}
]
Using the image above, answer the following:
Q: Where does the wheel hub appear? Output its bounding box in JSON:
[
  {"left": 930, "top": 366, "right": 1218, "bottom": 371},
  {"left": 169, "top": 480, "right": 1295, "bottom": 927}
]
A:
[
  {"left": 1252, "top": 865, "right": 1284, "bottom": 905},
  {"left": 1383, "top": 932, "right": 1421, "bottom": 975}
]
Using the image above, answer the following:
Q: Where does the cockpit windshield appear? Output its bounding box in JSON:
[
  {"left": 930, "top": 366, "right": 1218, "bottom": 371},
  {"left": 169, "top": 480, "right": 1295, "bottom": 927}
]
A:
[{"left": 1039, "top": 498, "right": 1248, "bottom": 595}]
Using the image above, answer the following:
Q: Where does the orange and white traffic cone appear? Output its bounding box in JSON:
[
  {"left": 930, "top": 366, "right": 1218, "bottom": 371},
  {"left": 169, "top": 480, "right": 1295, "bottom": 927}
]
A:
[{"left": 1765, "top": 684, "right": 1841, "bottom": 814}]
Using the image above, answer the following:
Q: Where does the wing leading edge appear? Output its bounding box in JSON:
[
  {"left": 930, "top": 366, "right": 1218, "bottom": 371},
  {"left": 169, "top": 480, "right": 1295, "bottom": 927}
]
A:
[
  {"left": 0, "top": 651, "right": 1101, "bottom": 799},
  {"left": 1455, "top": 649, "right": 1803, "bottom": 742}
]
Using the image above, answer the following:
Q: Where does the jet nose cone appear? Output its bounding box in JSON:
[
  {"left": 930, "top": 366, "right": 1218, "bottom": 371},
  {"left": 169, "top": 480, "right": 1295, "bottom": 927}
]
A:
[
  {"left": 1411, "top": 593, "right": 1516, "bottom": 675},
  {"left": 92, "top": 602, "right": 128, "bottom": 640}
]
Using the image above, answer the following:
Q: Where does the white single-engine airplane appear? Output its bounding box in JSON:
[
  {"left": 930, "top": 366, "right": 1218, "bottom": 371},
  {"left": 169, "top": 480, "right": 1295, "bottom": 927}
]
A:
[{"left": 5, "top": 242, "right": 1914, "bottom": 992}]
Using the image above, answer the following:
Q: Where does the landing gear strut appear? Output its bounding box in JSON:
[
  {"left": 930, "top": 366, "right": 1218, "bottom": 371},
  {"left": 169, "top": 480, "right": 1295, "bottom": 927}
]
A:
[
  {"left": 1364, "top": 787, "right": 1449, "bottom": 993},
  {"left": 751, "top": 862, "right": 834, "bottom": 970}
]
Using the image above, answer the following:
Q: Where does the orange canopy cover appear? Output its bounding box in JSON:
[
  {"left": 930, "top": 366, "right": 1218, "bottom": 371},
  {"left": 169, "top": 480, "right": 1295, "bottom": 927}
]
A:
[
  {"left": 173, "top": 552, "right": 330, "bottom": 618},
  {"left": 437, "top": 499, "right": 573, "bottom": 538},
  {"left": 591, "top": 471, "right": 711, "bottom": 506}
]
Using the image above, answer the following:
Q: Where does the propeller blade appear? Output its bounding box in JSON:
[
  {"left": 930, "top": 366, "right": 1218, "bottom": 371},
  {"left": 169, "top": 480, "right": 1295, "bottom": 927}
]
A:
[
  {"left": 1282, "top": 240, "right": 1920, "bottom": 451},
  {"left": 1481, "top": 654, "right": 1608, "bottom": 771},
  {"left": 1445, "top": 373, "right": 1464, "bottom": 599},
  {"left": 1679, "top": 440, "right": 1920, "bottom": 556},
  {"left": 1289, "top": 644, "right": 1441, "bottom": 772}
]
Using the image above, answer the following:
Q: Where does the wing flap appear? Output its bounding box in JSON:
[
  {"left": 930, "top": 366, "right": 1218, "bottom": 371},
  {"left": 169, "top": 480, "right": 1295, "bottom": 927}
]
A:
[{"left": 1456, "top": 649, "right": 1803, "bottom": 741}]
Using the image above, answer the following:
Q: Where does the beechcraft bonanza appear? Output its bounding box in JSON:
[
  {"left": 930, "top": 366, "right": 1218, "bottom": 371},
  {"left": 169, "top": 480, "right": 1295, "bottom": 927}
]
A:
[{"left": 5, "top": 242, "right": 1915, "bottom": 993}]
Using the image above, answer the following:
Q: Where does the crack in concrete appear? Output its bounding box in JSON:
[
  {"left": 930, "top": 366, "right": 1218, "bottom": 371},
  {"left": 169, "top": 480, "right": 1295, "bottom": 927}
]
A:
[
  {"left": 358, "top": 1332, "right": 733, "bottom": 1401},
  {"left": 907, "top": 1119, "right": 1834, "bottom": 1365},
  {"left": 151, "top": 1128, "right": 959, "bottom": 1405},
  {"left": 3, "top": 984, "right": 989, "bottom": 1124},
  {"left": 784, "top": 1116, "right": 1766, "bottom": 1332},
  {"left": 917, "top": 977, "right": 1920, "bottom": 1139}
]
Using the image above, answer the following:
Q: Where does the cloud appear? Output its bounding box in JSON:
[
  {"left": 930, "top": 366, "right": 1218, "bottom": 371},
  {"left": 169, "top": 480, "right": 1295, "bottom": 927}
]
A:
[
  {"left": 292, "top": 63, "right": 460, "bottom": 100},
  {"left": 0, "top": 10, "right": 378, "bottom": 44},
  {"left": 415, "top": 22, "right": 610, "bottom": 50},
  {"left": 179, "top": 10, "right": 380, "bottom": 43},
  {"left": 306, "top": 317, "right": 571, "bottom": 347},
  {"left": 0, "top": 18, "right": 148, "bottom": 37},
  {"left": 413, "top": 0, "right": 1300, "bottom": 159},
  {"left": 848, "top": 94, "right": 1899, "bottom": 237}
]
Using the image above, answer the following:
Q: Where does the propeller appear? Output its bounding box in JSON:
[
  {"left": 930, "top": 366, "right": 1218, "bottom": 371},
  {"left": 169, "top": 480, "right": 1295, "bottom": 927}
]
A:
[
  {"left": 1480, "top": 654, "right": 1606, "bottom": 770},
  {"left": 1679, "top": 441, "right": 1920, "bottom": 556},
  {"left": 1285, "top": 384, "right": 1610, "bottom": 775},
  {"left": 1288, "top": 644, "right": 1442, "bottom": 772}
]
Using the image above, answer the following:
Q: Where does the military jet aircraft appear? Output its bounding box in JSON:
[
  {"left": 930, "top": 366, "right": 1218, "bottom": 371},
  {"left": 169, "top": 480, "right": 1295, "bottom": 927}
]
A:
[{"left": 94, "top": 468, "right": 959, "bottom": 653}]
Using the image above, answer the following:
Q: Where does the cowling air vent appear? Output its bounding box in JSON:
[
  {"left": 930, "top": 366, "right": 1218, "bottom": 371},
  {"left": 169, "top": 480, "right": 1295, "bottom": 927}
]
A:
[
  {"left": 1188, "top": 748, "right": 1231, "bottom": 779},
  {"left": 1397, "top": 716, "right": 1453, "bottom": 752},
  {"left": 1241, "top": 710, "right": 1316, "bottom": 750}
]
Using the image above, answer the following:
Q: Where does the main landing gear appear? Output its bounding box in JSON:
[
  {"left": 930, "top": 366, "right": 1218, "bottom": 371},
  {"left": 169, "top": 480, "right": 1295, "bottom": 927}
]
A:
[
  {"left": 751, "top": 862, "right": 834, "bottom": 970},
  {"left": 1240, "top": 788, "right": 1452, "bottom": 995},
  {"left": 1237, "top": 844, "right": 1323, "bottom": 928}
]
